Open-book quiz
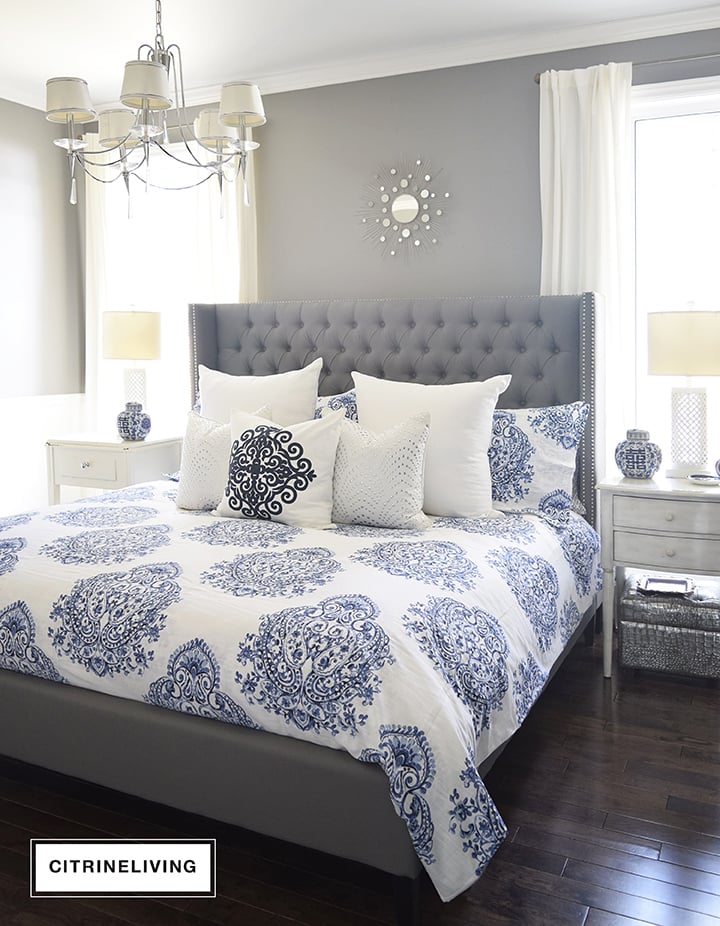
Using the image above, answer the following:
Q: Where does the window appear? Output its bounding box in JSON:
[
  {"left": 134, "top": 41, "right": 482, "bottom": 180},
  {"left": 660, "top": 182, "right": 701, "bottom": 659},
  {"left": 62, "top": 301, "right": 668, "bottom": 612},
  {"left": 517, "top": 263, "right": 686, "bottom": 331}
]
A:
[
  {"left": 632, "top": 77, "right": 720, "bottom": 467},
  {"left": 90, "top": 143, "right": 246, "bottom": 436}
]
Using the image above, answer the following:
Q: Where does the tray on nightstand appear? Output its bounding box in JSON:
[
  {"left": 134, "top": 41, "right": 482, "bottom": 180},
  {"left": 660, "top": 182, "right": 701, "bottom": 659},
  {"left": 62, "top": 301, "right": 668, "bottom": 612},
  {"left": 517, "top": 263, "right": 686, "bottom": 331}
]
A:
[{"left": 619, "top": 572, "right": 720, "bottom": 679}]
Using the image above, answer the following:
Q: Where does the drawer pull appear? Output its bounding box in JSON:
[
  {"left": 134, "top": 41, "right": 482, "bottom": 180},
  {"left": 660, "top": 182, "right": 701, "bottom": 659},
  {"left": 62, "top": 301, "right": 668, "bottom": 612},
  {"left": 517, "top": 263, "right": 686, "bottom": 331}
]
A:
[
  {"left": 80, "top": 460, "right": 92, "bottom": 470},
  {"left": 665, "top": 512, "right": 674, "bottom": 521},
  {"left": 664, "top": 548, "right": 676, "bottom": 558}
]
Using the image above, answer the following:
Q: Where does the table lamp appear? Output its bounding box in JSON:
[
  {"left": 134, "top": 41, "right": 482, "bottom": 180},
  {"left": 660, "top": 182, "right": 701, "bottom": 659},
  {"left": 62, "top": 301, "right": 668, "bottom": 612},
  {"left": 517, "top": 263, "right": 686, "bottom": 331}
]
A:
[
  {"left": 103, "top": 311, "right": 161, "bottom": 439},
  {"left": 647, "top": 310, "right": 720, "bottom": 476}
]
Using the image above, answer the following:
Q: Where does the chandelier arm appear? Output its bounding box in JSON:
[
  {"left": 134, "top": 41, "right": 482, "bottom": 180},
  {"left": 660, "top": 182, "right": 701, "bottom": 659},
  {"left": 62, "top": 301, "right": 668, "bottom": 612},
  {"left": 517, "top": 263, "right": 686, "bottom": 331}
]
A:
[
  {"left": 140, "top": 172, "right": 217, "bottom": 192},
  {"left": 152, "top": 140, "right": 239, "bottom": 172}
]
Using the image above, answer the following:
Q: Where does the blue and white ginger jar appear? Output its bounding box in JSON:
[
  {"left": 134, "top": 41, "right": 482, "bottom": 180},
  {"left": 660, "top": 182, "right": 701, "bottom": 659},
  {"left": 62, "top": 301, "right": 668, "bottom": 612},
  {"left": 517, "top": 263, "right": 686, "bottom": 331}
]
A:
[
  {"left": 117, "top": 402, "right": 152, "bottom": 441},
  {"left": 615, "top": 429, "right": 661, "bottom": 479}
]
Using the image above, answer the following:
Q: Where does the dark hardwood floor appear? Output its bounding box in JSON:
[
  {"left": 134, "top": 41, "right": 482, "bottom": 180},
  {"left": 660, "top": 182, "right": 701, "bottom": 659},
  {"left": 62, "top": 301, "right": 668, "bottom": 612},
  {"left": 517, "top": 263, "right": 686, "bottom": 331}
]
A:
[{"left": 1, "top": 631, "right": 719, "bottom": 926}]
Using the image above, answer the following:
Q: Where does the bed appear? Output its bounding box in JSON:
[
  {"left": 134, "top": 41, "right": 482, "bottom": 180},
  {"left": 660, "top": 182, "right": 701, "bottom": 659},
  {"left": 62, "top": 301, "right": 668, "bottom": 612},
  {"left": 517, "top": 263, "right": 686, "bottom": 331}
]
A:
[{"left": 0, "top": 294, "right": 600, "bottom": 923}]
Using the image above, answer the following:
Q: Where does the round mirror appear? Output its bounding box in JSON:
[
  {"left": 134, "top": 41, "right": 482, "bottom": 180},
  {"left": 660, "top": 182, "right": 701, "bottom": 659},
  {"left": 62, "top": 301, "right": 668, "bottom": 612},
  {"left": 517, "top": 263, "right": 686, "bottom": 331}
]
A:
[{"left": 391, "top": 193, "right": 419, "bottom": 224}]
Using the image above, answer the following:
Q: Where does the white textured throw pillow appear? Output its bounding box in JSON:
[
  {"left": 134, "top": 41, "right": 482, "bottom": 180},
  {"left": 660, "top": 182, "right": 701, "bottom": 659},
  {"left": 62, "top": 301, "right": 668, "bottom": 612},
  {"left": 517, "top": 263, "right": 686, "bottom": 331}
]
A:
[
  {"left": 176, "top": 407, "right": 271, "bottom": 511},
  {"left": 198, "top": 358, "right": 322, "bottom": 426},
  {"left": 216, "top": 409, "right": 344, "bottom": 529},
  {"left": 175, "top": 412, "right": 231, "bottom": 511},
  {"left": 352, "top": 372, "right": 511, "bottom": 518},
  {"left": 333, "top": 414, "right": 431, "bottom": 529}
]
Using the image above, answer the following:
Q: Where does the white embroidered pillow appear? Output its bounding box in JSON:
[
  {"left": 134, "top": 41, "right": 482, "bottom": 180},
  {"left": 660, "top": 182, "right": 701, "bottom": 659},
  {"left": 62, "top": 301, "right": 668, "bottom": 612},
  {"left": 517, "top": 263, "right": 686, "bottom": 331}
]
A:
[
  {"left": 352, "top": 372, "right": 511, "bottom": 518},
  {"left": 198, "top": 358, "right": 322, "bottom": 426},
  {"left": 216, "top": 409, "right": 344, "bottom": 529},
  {"left": 333, "top": 414, "right": 430, "bottom": 529}
]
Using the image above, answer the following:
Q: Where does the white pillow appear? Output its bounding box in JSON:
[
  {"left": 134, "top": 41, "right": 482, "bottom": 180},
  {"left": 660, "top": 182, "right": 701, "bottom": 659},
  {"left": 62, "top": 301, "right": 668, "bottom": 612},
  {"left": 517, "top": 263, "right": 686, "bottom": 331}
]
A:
[
  {"left": 198, "top": 358, "right": 322, "bottom": 425},
  {"left": 352, "top": 372, "right": 511, "bottom": 517},
  {"left": 176, "top": 406, "right": 272, "bottom": 511},
  {"left": 216, "top": 409, "right": 344, "bottom": 529},
  {"left": 333, "top": 414, "right": 431, "bottom": 529}
]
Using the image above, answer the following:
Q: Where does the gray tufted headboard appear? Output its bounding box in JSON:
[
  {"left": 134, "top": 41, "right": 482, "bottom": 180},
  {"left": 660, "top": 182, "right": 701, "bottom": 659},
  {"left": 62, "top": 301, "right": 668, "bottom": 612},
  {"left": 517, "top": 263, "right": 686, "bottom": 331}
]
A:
[{"left": 188, "top": 294, "right": 597, "bottom": 524}]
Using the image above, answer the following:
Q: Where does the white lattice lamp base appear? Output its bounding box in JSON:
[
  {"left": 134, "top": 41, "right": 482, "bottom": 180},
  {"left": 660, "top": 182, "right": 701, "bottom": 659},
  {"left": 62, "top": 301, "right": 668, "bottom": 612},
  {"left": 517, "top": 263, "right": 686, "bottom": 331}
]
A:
[
  {"left": 668, "top": 385, "right": 708, "bottom": 476},
  {"left": 123, "top": 366, "right": 148, "bottom": 407}
]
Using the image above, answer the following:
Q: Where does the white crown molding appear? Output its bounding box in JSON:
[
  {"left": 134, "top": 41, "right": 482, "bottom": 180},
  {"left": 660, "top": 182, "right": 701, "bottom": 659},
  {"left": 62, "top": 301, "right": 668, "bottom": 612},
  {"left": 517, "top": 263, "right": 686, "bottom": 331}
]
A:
[
  {"left": 29, "top": 6, "right": 720, "bottom": 112},
  {"left": 184, "top": 7, "right": 720, "bottom": 103}
]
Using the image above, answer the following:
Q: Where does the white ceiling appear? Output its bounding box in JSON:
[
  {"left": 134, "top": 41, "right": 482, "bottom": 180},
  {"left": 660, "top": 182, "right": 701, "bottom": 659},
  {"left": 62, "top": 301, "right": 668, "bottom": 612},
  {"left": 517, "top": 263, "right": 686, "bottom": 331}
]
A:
[{"left": 3, "top": 0, "right": 720, "bottom": 112}]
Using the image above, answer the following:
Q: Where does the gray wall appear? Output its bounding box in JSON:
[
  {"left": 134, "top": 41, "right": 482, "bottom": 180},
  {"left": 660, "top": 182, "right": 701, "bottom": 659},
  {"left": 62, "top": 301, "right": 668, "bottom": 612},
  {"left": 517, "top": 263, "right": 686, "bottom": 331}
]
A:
[
  {"left": 0, "top": 99, "right": 84, "bottom": 397},
  {"left": 256, "top": 28, "right": 720, "bottom": 301}
]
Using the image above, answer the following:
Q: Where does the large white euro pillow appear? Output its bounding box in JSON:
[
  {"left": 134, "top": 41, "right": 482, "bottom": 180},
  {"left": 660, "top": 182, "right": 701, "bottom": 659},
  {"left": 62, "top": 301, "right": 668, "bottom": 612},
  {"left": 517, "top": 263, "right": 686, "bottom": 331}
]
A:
[
  {"left": 198, "top": 358, "right": 322, "bottom": 425},
  {"left": 352, "top": 372, "right": 511, "bottom": 517}
]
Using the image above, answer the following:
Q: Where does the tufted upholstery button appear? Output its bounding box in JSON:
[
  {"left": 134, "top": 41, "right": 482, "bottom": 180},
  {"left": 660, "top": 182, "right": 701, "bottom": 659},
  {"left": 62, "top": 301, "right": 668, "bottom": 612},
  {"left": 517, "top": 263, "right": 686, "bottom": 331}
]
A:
[
  {"left": 410, "top": 371, "right": 417, "bottom": 379},
  {"left": 553, "top": 347, "right": 560, "bottom": 354},
  {"left": 519, "top": 399, "right": 527, "bottom": 407},
  {"left": 438, "top": 321, "right": 445, "bottom": 328},
  {"left": 536, "top": 320, "right": 543, "bottom": 328},
  {"left": 272, "top": 321, "right": 279, "bottom": 328},
  {"left": 536, "top": 373, "right": 543, "bottom": 380},
  {"left": 422, "top": 346, "right": 430, "bottom": 354},
  {"left": 439, "top": 371, "right": 447, "bottom": 379},
  {"left": 454, "top": 346, "right": 461, "bottom": 354},
  {"left": 339, "top": 347, "right": 345, "bottom": 353},
  {"left": 471, "top": 320, "right": 478, "bottom": 327},
  {"left": 471, "top": 372, "right": 478, "bottom": 380},
  {"left": 486, "top": 347, "right": 493, "bottom": 354},
  {"left": 351, "top": 321, "right": 358, "bottom": 329},
  {"left": 298, "top": 322, "right": 304, "bottom": 329},
  {"left": 379, "top": 320, "right": 386, "bottom": 328},
  {"left": 502, "top": 320, "right": 510, "bottom": 327},
  {"left": 409, "top": 320, "right": 416, "bottom": 329},
  {"left": 519, "top": 346, "right": 526, "bottom": 353}
]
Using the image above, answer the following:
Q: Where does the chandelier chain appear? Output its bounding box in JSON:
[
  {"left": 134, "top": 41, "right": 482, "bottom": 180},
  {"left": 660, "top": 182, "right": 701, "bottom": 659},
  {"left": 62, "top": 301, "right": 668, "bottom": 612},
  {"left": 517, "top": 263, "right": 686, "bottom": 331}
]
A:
[{"left": 155, "top": 0, "right": 165, "bottom": 52}]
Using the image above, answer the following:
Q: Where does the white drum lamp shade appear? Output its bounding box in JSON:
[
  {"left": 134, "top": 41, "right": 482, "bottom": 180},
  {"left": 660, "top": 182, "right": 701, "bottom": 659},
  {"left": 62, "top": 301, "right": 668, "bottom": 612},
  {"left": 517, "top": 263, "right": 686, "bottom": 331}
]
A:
[
  {"left": 98, "top": 109, "right": 139, "bottom": 148},
  {"left": 219, "top": 81, "right": 266, "bottom": 127},
  {"left": 648, "top": 311, "right": 720, "bottom": 475},
  {"left": 45, "top": 77, "right": 96, "bottom": 123},
  {"left": 194, "top": 108, "right": 239, "bottom": 148},
  {"left": 103, "top": 311, "right": 161, "bottom": 360},
  {"left": 120, "top": 60, "right": 173, "bottom": 110}
]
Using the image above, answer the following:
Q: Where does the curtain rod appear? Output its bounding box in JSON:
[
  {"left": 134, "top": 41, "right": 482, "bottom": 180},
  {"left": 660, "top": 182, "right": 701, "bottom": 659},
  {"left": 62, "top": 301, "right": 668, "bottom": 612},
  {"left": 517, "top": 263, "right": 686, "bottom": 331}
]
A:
[{"left": 533, "top": 51, "right": 720, "bottom": 83}]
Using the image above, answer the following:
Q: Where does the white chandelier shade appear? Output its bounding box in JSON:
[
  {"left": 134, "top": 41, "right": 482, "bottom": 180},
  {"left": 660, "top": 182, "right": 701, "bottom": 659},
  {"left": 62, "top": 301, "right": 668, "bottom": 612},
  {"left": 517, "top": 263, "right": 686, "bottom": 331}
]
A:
[
  {"left": 219, "top": 81, "right": 267, "bottom": 128},
  {"left": 46, "top": 77, "right": 96, "bottom": 124},
  {"left": 45, "top": 0, "right": 264, "bottom": 208},
  {"left": 120, "top": 60, "right": 173, "bottom": 111}
]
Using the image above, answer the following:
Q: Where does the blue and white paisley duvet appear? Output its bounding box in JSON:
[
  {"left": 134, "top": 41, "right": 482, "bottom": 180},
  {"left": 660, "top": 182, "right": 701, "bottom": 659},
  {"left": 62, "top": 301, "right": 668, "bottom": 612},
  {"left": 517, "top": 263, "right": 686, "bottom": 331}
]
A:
[{"left": 0, "top": 482, "right": 601, "bottom": 902}]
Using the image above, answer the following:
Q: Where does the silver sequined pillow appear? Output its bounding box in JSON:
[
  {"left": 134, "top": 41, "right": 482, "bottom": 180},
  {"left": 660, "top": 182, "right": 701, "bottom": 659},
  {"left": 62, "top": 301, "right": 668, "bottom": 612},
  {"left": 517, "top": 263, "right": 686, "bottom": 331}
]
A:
[{"left": 332, "top": 414, "right": 431, "bottom": 529}]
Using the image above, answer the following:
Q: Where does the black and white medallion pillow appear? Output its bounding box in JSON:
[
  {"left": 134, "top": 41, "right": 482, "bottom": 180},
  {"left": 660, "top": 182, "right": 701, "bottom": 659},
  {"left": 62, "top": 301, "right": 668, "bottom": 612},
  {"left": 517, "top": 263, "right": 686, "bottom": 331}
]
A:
[{"left": 216, "top": 409, "right": 344, "bottom": 529}]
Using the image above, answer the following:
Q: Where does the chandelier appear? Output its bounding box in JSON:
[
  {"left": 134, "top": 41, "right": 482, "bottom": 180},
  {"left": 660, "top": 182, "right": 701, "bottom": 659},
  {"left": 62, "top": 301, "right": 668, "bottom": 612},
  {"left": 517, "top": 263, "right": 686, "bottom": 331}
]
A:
[{"left": 45, "top": 0, "right": 265, "bottom": 209}]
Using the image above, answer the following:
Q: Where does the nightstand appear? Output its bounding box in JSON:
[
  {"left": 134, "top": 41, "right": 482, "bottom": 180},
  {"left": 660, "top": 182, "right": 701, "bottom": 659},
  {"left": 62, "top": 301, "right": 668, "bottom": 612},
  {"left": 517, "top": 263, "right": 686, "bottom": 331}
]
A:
[
  {"left": 46, "top": 433, "right": 182, "bottom": 505},
  {"left": 597, "top": 474, "right": 720, "bottom": 677}
]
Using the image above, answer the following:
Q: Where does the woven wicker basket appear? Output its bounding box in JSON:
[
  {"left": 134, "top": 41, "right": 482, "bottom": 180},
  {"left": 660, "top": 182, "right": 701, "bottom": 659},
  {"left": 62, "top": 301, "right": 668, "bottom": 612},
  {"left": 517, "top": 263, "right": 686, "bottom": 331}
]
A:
[{"left": 619, "top": 573, "right": 720, "bottom": 679}]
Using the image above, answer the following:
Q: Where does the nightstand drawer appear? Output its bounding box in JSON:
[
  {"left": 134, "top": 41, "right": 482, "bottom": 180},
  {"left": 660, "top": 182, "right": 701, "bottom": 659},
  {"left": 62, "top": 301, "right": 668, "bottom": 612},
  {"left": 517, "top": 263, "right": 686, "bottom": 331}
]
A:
[
  {"left": 614, "top": 494, "right": 720, "bottom": 535},
  {"left": 52, "top": 447, "right": 119, "bottom": 483},
  {"left": 614, "top": 530, "right": 720, "bottom": 572}
]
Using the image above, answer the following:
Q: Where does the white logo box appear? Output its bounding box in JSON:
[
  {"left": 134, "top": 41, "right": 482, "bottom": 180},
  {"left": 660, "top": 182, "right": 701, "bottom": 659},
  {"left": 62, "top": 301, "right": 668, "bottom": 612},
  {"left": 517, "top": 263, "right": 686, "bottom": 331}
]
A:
[{"left": 30, "top": 839, "right": 216, "bottom": 898}]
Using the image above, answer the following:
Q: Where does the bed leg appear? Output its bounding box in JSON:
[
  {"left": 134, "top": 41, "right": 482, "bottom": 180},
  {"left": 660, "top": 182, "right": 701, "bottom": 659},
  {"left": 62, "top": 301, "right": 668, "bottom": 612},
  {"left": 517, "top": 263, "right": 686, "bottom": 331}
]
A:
[
  {"left": 583, "top": 607, "right": 600, "bottom": 645},
  {"left": 393, "top": 873, "right": 421, "bottom": 926}
]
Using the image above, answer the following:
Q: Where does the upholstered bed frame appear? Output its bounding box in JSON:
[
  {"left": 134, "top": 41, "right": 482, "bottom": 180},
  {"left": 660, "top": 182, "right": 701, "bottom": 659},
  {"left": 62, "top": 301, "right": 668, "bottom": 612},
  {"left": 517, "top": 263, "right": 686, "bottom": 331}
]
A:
[{"left": 0, "top": 293, "right": 597, "bottom": 924}]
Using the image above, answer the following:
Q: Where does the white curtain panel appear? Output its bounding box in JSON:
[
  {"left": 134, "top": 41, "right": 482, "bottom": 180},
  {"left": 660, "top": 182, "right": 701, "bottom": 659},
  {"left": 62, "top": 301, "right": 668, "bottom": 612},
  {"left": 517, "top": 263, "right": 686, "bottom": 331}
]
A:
[
  {"left": 539, "top": 62, "right": 634, "bottom": 478},
  {"left": 85, "top": 139, "right": 258, "bottom": 436}
]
